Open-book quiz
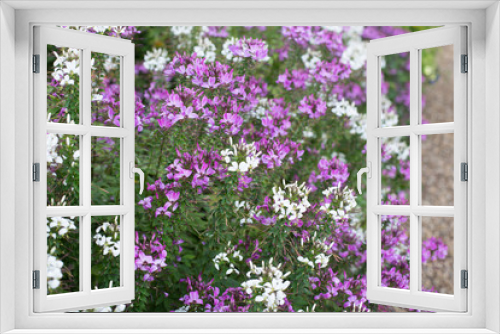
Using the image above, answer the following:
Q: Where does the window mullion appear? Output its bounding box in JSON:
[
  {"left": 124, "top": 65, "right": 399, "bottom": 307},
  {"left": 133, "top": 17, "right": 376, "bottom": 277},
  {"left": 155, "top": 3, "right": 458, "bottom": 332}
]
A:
[
  {"left": 409, "top": 47, "right": 420, "bottom": 294},
  {"left": 82, "top": 47, "right": 92, "bottom": 295}
]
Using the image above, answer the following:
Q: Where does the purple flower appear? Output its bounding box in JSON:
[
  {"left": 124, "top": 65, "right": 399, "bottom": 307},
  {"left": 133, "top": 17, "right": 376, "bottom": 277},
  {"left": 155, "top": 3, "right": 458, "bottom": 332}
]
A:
[
  {"left": 181, "top": 291, "right": 204, "bottom": 305},
  {"left": 228, "top": 37, "right": 269, "bottom": 62},
  {"left": 138, "top": 196, "right": 153, "bottom": 210},
  {"left": 166, "top": 190, "right": 180, "bottom": 202}
]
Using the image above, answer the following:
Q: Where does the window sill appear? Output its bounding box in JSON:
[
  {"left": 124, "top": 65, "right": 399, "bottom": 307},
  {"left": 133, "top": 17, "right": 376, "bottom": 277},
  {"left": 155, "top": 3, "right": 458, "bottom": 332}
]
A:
[{"left": 3, "top": 329, "right": 498, "bottom": 334}]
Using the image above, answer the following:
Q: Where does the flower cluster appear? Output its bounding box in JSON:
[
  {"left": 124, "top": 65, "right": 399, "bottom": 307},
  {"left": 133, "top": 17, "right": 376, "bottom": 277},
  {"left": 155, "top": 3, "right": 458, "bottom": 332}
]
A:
[
  {"left": 241, "top": 259, "right": 291, "bottom": 312},
  {"left": 135, "top": 232, "right": 168, "bottom": 281},
  {"left": 93, "top": 219, "right": 120, "bottom": 257},
  {"left": 178, "top": 274, "right": 251, "bottom": 312},
  {"left": 47, "top": 255, "right": 64, "bottom": 289},
  {"left": 224, "top": 37, "right": 269, "bottom": 62},
  {"left": 422, "top": 237, "right": 448, "bottom": 263},
  {"left": 221, "top": 138, "right": 259, "bottom": 171}
]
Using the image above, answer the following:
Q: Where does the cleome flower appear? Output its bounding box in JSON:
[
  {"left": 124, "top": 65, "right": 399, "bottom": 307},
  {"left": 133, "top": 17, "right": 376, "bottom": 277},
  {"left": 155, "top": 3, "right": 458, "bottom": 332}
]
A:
[
  {"left": 143, "top": 47, "right": 170, "bottom": 72},
  {"left": 271, "top": 180, "right": 311, "bottom": 221},
  {"left": 93, "top": 218, "right": 120, "bottom": 257},
  {"left": 319, "top": 186, "right": 357, "bottom": 221},
  {"left": 223, "top": 37, "right": 270, "bottom": 62},
  {"left": 213, "top": 242, "right": 244, "bottom": 275},
  {"left": 221, "top": 138, "right": 261, "bottom": 174},
  {"left": 47, "top": 255, "right": 64, "bottom": 289},
  {"left": 241, "top": 258, "right": 291, "bottom": 312}
]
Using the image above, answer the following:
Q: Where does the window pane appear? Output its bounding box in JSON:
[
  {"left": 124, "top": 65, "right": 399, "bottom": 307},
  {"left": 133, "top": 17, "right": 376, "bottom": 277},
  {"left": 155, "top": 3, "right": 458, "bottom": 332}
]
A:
[
  {"left": 421, "top": 217, "right": 453, "bottom": 295},
  {"left": 92, "top": 215, "right": 121, "bottom": 289},
  {"left": 91, "top": 52, "right": 121, "bottom": 127},
  {"left": 91, "top": 137, "right": 120, "bottom": 205},
  {"left": 47, "top": 133, "right": 80, "bottom": 206},
  {"left": 47, "top": 216, "right": 80, "bottom": 294},
  {"left": 47, "top": 45, "right": 81, "bottom": 124},
  {"left": 421, "top": 45, "right": 454, "bottom": 124},
  {"left": 380, "top": 52, "right": 410, "bottom": 127},
  {"left": 381, "top": 136, "right": 410, "bottom": 205},
  {"left": 381, "top": 215, "right": 410, "bottom": 290},
  {"left": 421, "top": 134, "right": 454, "bottom": 206}
]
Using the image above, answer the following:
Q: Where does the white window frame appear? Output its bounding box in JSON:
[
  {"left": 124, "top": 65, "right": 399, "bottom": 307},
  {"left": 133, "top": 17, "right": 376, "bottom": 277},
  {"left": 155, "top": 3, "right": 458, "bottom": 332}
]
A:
[
  {"left": 366, "top": 26, "right": 467, "bottom": 312},
  {"left": 33, "top": 26, "right": 136, "bottom": 312},
  {"left": 1, "top": 1, "right": 499, "bottom": 333}
]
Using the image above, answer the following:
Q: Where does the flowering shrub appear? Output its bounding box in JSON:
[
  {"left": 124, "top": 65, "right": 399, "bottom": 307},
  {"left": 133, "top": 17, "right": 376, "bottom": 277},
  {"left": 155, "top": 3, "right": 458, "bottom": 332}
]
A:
[{"left": 45, "top": 25, "right": 449, "bottom": 313}]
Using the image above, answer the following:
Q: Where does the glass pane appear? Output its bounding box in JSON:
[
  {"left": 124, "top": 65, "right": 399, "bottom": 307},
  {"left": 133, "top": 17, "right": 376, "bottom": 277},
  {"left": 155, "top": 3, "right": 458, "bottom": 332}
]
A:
[
  {"left": 92, "top": 215, "right": 121, "bottom": 289},
  {"left": 421, "top": 134, "right": 454, "bottom": 206},
  {"left": 381, "top": 136, "right": 410, "bottom": 205},
  {"left": 47, "top": 133, "right": 80, "bottom": 206},
  {"left": 380, "top": 52, "right": 410, "bottom": 127},
  {"left": 381, "top": 215, "right": 410, "bottom": 290},
  {"left": 47, "top": 45, "right": 81, "bottom": 124},
  {"left": 47, "top": 216, "right": 80, "bottom": 294},
  {"left": 421, "top": 217, "right": 453, "bottom": 294},
  {"left": 421, "top": 45, "right": 454, "bottom": 124},
  {"left": 91, "top": 137, "right": 120, "bottom": 205},
  {"left": 91, "top": 52, "right": 121, "bottom": 127}
]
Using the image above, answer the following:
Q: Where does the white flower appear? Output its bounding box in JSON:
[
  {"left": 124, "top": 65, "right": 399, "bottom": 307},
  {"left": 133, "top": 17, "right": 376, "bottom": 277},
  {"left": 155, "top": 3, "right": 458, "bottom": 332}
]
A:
[
  {"left": 194, "top": 37, "right": 217, "bottom": 63},
  {"left": 113, "top": 304, "right": 126, "bottom": 312},
  {"left": 238, "top": 161, "right": 249, "bottom": 173},
  {"left": 242, "top": 259, "right": 290, "bottom": 312},
  {"left": 220, "top": 149, "right": 234, "bottom": 163},
  {"left": 233, "top": 250, "right": 243, "bottom": 261},
  {"left": 234, "top": 201, "right": 246, "bottom": 211},
  {"left": 93, "top": 223, "right": 120, "bottom": 257},
  {"left": 303, "top": 128, "right": 315, "bottom": 138},
  {"left": 213, "top": 252, "right": 230, "bottom": 270},
  {"left": 47, "top": 255, "right": 63, "bottom": 289},
  {"left": 314, "top": 253, "right": 331, "bottom": 268},
  {"left": 322, "top": 26, "right": 344, "bottom": 33},
  {"left": 246, "top": 156, "right": 260, "bottom": 170},
  {"left": 171, "top": 26, "right": 193, "bottom": 36},
  {"left": 223, "top": 141, "right": 260, "bottom": 173},
  {"left": 228, "top": 161, "right": 249, "bottom": 173},
  {"left": 51, "top": 48, "right": 80, "bottom": 86},
  {"left": 241, "top": 278, "right": 262, "bottom": 294},
  {"left": 341, "top": 36, "right": 367, "bottom": 71},
  {"left": 144, "top": 48, "right": 170, "bottom": 72},
  {"left": 329, "top": 97, "right": 359, "bottom": 118},
  {"left": 103, "top": 55, "right": 119, "bottom": 72},
  {"left": 297, "top": 256, "right": 314, "bottom": 268},
  {"left": 46, "top": 133, "right": 63, "bottom": 164},
  {"left": 174, "top": 305, "right": 190, "bottom": 312},
  {"left": 298, "top": 303, "right": 317, "bottom": 312},
  {"left": 343, "top": 26, "right": 365, "bottom": 39},
  {"left": 226, "top": 263, "right": 240, "bottom": 276},
  {"left": 48, "top": 217, "right": 77, "bottom": 236},
  {"left": 301, "top": 48, "right": 322, "bottom": 69}
]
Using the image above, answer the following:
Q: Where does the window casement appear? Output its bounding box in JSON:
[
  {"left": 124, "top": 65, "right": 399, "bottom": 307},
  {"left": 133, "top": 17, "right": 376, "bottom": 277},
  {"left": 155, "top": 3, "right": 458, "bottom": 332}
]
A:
[
  {"left": 33, "top": 26, "right": 137, "bottom": 312},
  {"left": 364, "top": 26, "right": 467, "bottom": 312}
]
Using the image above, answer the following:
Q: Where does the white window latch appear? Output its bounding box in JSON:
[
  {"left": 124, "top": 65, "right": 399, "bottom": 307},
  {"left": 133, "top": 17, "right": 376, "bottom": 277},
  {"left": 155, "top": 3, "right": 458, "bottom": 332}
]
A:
[
  {"left": 129, "top": 162, "right": 144, "bottom": 194},
  {"left": 357, "top": 162, "right": 372, "bottom": 195}
]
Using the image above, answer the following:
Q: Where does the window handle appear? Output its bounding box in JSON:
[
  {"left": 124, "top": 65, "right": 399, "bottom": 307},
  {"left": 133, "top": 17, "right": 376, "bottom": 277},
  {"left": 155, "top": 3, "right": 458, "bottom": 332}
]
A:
[
  {"left": 357, "top": 162, "right": 372, "bottom": 194},
  {"left": 129, "top": 162, "right": 144, "bottom": 194}
]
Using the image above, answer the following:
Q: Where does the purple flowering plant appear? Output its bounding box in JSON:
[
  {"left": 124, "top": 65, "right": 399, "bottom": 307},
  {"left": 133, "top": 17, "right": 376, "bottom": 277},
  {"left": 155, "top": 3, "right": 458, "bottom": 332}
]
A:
[{"left": 45, "top": 25, "right": 450, "bottom": 313}]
